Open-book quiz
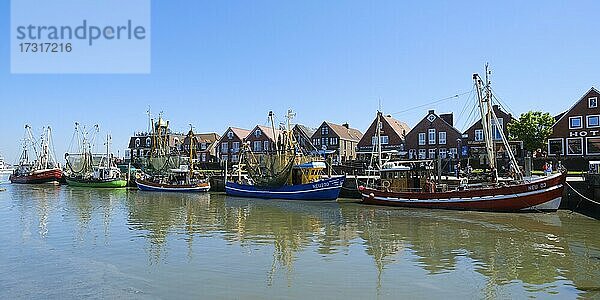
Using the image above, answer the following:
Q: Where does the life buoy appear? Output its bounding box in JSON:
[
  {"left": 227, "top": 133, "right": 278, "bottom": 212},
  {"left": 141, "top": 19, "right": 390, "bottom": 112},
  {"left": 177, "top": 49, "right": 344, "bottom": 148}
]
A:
[{"left": 382, "top": 180, "right": 391, "bottom": 189}]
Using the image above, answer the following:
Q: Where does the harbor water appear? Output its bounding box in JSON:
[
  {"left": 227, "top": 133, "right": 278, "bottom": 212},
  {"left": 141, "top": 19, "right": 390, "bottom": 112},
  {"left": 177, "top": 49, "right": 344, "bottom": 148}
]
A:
[{"left": 1, "top": 184, "right": 599, "bottom": 299}]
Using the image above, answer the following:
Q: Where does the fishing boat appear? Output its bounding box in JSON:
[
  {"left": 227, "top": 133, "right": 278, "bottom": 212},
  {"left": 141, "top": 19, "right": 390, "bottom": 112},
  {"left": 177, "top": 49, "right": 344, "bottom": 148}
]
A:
[
  {"left": 10, "top": 125, "right": 63, "bottom": 184},
  {"left": 0, "top": 155, "right": 15, "bottom": 183},
  {"left": 225, "top": 110, "right": 345, "bottom": 200},
  {"left": 65, "top": 123, "right": 127, "bottom": 188},
  {"left": 359, "top": 66, "right": 567, "bottom": 212},
  {"left": 135, "top": 116, "right": 210, "bottom": 192}
]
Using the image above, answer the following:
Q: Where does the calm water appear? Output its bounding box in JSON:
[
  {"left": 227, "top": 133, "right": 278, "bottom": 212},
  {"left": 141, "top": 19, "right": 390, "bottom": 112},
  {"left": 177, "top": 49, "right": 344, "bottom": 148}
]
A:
[{"left": 1, "top": 185, "right": 599, "bottom": 299}]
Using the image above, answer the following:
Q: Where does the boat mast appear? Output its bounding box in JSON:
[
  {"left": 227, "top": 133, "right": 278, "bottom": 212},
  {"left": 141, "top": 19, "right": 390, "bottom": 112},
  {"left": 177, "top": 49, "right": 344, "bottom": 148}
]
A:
[
  {"left": 189, "top": 124, "right": 194, "bottom": 180},
  {"left": 269, "top": 111, "right": 278, "bottom": 153},
  {"left": 473, "top": 65, "right": 498, "bottom": 182}
]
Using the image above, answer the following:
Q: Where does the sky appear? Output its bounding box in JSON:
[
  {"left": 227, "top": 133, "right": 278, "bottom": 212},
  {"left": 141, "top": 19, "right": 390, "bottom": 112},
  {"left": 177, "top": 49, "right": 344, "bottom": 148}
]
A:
[{"left": 1, "top": 1, "right": 599, "bottom": 162}]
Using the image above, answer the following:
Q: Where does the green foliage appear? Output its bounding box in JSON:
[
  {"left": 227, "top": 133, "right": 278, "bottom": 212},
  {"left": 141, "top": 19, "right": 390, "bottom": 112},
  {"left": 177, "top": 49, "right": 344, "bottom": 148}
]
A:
[{"left": 507, "top": 111, "right": 555, "bottom": 153}]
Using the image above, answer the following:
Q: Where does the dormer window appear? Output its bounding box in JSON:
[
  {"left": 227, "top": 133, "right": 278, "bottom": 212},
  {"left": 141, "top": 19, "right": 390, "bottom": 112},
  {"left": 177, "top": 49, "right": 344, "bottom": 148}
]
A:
[
  {"left": 146, "top": 137, "right": 151, "bottom": 147},
  {"left": 135, "top": 138, "right": 140, "bottom": 147},
  {"left": 254, "top": 129, "right": 262, "bottom": 137},
  {"left": 227, "top": 131, "right": 234, "bottom": 139},
  {"left": 589, "top": 97, "right": 598, "bottom": 109}
]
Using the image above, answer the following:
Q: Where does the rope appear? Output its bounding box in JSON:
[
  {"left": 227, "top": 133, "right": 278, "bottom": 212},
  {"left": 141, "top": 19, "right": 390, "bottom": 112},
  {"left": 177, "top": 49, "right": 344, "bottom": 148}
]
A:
[{"left": 566, "top": 181, "right": 600, "bottom": 206}]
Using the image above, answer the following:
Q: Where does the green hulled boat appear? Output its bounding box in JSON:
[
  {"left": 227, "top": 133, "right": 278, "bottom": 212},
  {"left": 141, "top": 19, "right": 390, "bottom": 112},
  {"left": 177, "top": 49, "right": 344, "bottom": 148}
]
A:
[
  {"left": 66, "top": 177, "right": 128, "bottom": 188},
  {"left": 65, "top": 123, "right": 128, "bottom": 188}
]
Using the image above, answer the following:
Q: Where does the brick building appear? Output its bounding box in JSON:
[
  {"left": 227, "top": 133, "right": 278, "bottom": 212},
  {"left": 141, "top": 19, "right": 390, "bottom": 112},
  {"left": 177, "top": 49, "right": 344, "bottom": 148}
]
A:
[
  {"left": 548, "top": 87, "right": 600, "bottom": 157},
  {"left": 245, "top": 125, "right": 284, "bottom": 154},
  {"left": 216, "top": 127, "right": 250, "bottom": 163},
  {"left": 356, "top": 112, "right": 410, "bottom": 161},
  {"left": 311, "top": 122, "right": 363, "bottom": 163},
  {"left": 405, "top": 110, "right": 462, "bottom": 160},
  {"left": 463, "top": 104, "right": 523, "bottom": 159}
]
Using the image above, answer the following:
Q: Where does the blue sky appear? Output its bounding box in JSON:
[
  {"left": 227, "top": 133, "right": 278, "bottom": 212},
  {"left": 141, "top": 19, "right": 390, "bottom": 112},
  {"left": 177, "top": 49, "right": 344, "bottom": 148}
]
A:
[{"left": 1, "top": 1, "right": 599, "bottom": 162}]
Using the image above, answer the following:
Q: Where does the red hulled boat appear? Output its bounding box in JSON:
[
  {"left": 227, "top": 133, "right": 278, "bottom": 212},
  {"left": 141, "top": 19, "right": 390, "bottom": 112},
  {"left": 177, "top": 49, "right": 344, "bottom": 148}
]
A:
[
  {"left": 10, "top": 125, "right": 63, "bottom": 184},
  {"left": 359, "top": 168, "right": 566, "bottom": 212},
  {"left": 359, "top": 66, "right": 566, "bottom": 212}
]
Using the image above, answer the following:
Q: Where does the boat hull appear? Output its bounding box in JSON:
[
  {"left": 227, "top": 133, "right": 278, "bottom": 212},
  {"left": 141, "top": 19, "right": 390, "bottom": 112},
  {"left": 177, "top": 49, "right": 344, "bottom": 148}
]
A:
[
  {"left": 225, "top": 176, "right": 345, "bottom": 200},
  {"left": 66, "top": 178, "right": 128, "bottom": 188},
  {"left": 359, "top": 172, "right": 567, "bottom": 212},
  {"left": 136, "top": 179, "right": 210, "bottom": 192},
  {"left": 9, "top": 168, "right": 63, "bottom": 184}
]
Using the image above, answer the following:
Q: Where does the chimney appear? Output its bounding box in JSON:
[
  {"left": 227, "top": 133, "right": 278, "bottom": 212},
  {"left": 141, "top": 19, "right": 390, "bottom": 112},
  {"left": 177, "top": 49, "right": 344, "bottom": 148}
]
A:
[
  {"left": 428, "top": 109, "right": 435, "bottom": 115},
  {"left": 342, "top": 123, "right": 349, "bottom": 129},
  {"left": 440, "top": 113, "right": 454, "bottom": 127}
]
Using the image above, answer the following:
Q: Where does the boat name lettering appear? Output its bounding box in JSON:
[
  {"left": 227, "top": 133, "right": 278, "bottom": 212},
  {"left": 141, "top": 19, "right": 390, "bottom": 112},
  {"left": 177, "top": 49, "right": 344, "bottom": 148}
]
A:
[
  {"left": 527, "top": 182, "right": 546, "bottom": 191},
  {"left": 313, "top": 182, "right": 330, "bottom": 189}
]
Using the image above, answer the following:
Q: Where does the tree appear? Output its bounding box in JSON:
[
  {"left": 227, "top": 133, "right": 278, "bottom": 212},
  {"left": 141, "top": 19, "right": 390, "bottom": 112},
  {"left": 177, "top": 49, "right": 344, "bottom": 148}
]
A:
[{"left": 507, "top": 111, "right": 555, "bottom": 154}]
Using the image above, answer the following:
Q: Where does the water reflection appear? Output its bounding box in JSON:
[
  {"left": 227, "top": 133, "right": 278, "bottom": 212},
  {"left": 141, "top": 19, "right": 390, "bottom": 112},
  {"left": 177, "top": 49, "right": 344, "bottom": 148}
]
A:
[{"left": 2, "top": 185, "right": 600, "bottom": 298}]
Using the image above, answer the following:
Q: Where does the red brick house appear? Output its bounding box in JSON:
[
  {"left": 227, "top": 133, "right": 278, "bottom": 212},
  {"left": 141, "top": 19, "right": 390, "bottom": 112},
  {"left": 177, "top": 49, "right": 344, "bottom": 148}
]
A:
[
  {"left": 548, "top": 87, "right": 600, "bottom": 157},
  {"left": 292, "top": 124, "right": 316, "bottom": 155},
  {"left": 310, "top": 122, "right": 363, "bottom": 163},
  {"left": 405, "top": 110, "right": 462, "bottom": 160},
  {"left": 244, "top": 125, "right": 284, "bottom": 154},
  {"left": 181, "top": 131, "right": 220, "bottom": 163},
  {"left": 462, "top": 104, "right": 523, "bottom": 158},
  {"left": 216, "top": 127, "right": 250, "bottom": 163},
  {"left": 356, "top": 112, "right": 410, "bottom": 161}
]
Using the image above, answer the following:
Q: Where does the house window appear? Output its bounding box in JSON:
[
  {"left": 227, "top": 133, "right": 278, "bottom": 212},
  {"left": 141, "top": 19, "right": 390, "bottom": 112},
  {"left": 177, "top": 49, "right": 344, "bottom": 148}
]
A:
[
  {"left": 313, "top": 138, "right": 320, "bottom": 146},
  {"left": 253, "top": 141, "right": 262, "bottom": 152},
  {"left": 587, "top": 137, "right": 600, "bottom": 155},
  {"left": 589, "top": 97, "right": 598, "bottom": 109},
  {"left": 201, "top": 153, "right": 207, "bottom": 162},
  {"left": 428, "top": 129, "right": 436, "bottom": 145},
  {"left": 263, "top": 141, "right": 269, "bottom": 151},
  {"left": 221, "top": 142, "right": 228, "bottom": 153},
  {"left": 321, "top": 126, "right": 329, "bottom": 135},
  {"left": 371, "top": 136, "right": 388, "bottom": 145},
  {"left": 548, "top": 139, "right": 564, "bottom": 156},
  {"left": 232, "top": 142, "right": 240, "bottom": 152},
  {"left": 200, "top": 143, "right": 207, "bottom": 150},
  {"left": 566, "top": 137, "right": 583, "bottom": 155},
  {"left": 254, "top": 129, "right": 262, "bottom": 137},
  {"left": 330, "top": 137, "right": 338, "bottom": 145},
  {"left": 418, "top": 133, "right": 426, "bottom": 145},
  {"left": 418, "top": 149, "right": 426, "bottom": 159},
  {"left": 569, "top": 116, "right": 582, "bottom": 129},
  {"left": 439, "top": 132, "right": 446, "bottom": 145},
  {"left": 449, "top": 148, "right": 457, "bottom": 158},
  {"left": 135, "top": 138, "right": 140, "bottom": 147},
  {"left": 146, "top": 137, "right": 151, "bottom": 147},
  {"left": 409, "top": 149, "right": 416, "bottom": 159},
  {"left": 492, "top": 118, "right": 504, "bottom": 140},
  {"left": 227, "top": 131, "right": 234, "bottom": 139},
  {"left": 222, "top": 155, "right": 228, "bottom": 161},
  {"left": 231, "top": 154, "right": 238, "bottom": 162},
  {"left": 321, "top": 137, "right": 328, "bottom": 146},
  {"left": 475, "top": 129, "right": 484, "bottom": 142},
  {"left": 439, "top": 148, "right": 447, "bottom": 159},
  {"left": 428, "top": 149, "right": 436, "bottom": 159},
  {"left": 587, "top": 115, "right": 600, "bottom": 128}
]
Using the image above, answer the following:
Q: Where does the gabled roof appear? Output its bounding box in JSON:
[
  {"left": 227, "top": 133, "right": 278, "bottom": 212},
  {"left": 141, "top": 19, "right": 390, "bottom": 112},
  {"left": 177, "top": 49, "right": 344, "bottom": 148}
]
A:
[
  {"left": 406, "top": 110, "right": 462, "bottom": 137},
  {"left": 195, "top": 133, "right": 220, "bottom": 143},
  {"left": 293, "top": 124, "right": 316, "bottom": 139},
  {"left": 248, "top": 125, "right": 284, "bottom": 142},
  {"left": 553, "top": 87, "right": 600, "bottom": 128},
  {"left": 218, "top": 127, "right": 251, "bottom": 144},
  {"left": 323, "top": 122, "right": 363, "bottom": 141},
  {"left": 464, "top": 104, "right": 515, "bottom": 134},
  {"left": 383, "top": 114, "right": 410, "bottom": 137}
]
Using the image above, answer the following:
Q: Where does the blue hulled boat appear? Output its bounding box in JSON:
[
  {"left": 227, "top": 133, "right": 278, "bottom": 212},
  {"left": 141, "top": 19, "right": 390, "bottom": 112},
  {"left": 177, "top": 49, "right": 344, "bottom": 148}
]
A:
[
  {"left": 225, "top": 110, "right": 344, "bottom": 201},
  {"left": 225, "top": 175, "right": 345, "bottom": 200}
]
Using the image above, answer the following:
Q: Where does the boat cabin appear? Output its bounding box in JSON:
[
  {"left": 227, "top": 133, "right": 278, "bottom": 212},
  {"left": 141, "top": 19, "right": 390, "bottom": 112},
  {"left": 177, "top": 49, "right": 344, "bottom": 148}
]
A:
[
  {"left": 291, "top": 161, "right": 326, "bottom": 185},
  {"left": 379, "top": 160, "right": 434, "bottom": 192}
]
